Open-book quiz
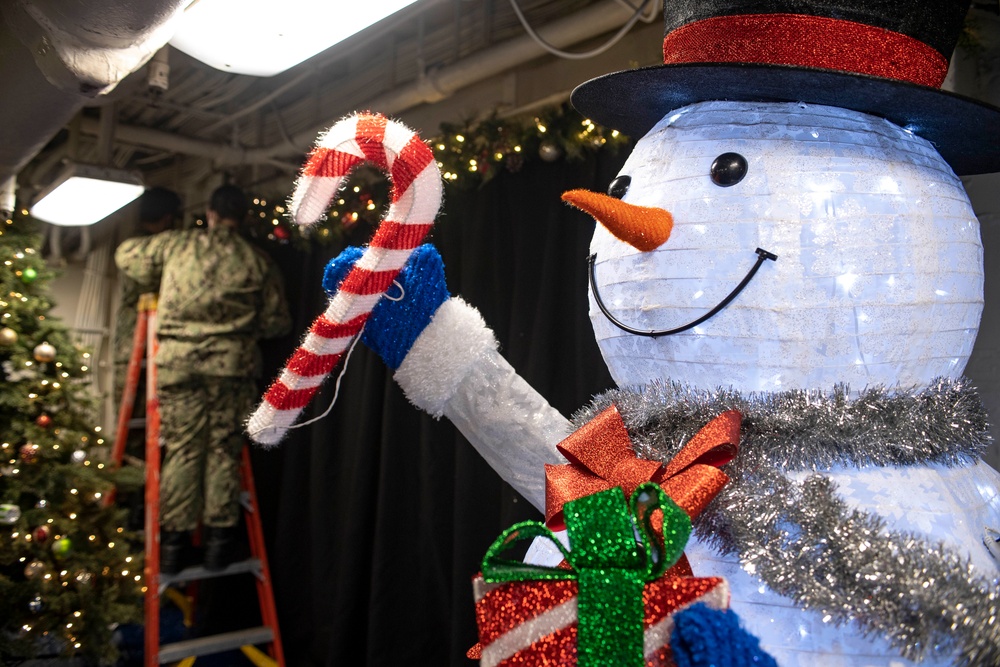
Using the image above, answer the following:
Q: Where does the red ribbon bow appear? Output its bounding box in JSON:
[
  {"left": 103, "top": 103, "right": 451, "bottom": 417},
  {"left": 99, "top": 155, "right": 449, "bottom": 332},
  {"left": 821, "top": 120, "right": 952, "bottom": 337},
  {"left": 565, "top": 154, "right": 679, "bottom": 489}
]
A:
[{"left": 544, "top": 405, "right": 741, "bottom": 531}]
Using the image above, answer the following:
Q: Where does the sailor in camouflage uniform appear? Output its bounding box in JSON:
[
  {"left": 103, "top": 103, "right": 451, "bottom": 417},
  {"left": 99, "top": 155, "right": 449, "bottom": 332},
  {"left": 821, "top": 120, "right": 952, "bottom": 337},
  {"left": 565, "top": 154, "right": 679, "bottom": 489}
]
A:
[
  {"left": 115, "top": 185, "right": 291, "bottom": 573},
  {"left": 112, "top": 188, "right": 181, "bottom": 457}
]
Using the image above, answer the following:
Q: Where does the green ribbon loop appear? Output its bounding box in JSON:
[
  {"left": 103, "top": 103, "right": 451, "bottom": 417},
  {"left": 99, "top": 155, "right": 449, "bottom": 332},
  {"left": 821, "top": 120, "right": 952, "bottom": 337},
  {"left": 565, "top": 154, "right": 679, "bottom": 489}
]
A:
[
  {"left": 631, "top": 482, "right": 691, "bottom": 580},
  {"left": 481, "top": 482, "right": 692, "bottom": 667},
  {"left": 480, "top": 520, "right": 576, "bottom": 582}
]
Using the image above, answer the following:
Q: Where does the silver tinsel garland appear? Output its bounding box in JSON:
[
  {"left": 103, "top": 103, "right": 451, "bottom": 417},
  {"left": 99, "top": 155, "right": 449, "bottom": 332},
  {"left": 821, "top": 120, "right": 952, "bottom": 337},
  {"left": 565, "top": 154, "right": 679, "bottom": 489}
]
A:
[{"left": 573, "top": 377, "right": 1000, "bottom": 666}]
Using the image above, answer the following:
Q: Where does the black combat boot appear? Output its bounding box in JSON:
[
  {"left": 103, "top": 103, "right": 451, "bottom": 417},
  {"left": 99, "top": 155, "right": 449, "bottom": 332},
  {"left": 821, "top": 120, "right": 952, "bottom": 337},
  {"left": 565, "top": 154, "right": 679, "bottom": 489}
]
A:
[
  {"left": 160, "top": 530, "right": 190, "bottom": 575},
  {"left": 203, "top": 526, "right": 238, "bottom": 571}
]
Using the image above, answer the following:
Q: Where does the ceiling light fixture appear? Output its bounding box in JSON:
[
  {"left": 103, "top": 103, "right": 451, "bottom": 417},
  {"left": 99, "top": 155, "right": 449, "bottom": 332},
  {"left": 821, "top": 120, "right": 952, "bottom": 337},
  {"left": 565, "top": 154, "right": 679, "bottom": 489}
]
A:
[
  {"left": 31, "top": 164, "right": 144, "bottom": 227},
  {"left": 169, "top": 0, "right": 420, "bottom": 77}
]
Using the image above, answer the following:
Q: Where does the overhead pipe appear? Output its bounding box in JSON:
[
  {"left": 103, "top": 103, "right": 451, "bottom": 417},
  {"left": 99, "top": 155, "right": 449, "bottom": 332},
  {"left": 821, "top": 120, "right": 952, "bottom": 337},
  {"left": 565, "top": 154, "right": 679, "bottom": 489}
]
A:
[
  {"left": 96, "top": 104, "right": 117, "bottom": 166},
  {"left": 245, "top": 0, "right": 641, "bottom": 163},
  {"left": 0, "top": 0, "right": 190, "bottom": 183},
  {"left": 75, "top": 1, "right": 644, "bottom": 168},
  {"left": 76, "top": 116, "right": 302, "bottom": 173}
]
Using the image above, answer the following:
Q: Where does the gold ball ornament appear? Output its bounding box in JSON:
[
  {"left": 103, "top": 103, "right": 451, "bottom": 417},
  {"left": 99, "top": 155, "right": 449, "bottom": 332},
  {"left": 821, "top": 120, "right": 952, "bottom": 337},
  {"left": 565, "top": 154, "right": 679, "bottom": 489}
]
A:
[
  {"left": 0, "top": 327, "right": 16, "bottom": 346},
  {"left": 32, "top": 341, "right": 56, "bottom": 363},
  {"left": 24, "top": 559, "right": 45, "bottom": 579},
  {"left": 19, "top": 443, "right": 40, "bottom": 464}
]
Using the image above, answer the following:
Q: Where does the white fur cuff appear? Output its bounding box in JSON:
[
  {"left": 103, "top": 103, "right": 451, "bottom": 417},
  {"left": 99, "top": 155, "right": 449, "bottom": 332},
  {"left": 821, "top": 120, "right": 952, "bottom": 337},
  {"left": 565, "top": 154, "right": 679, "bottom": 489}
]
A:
[{"left": 394, "top": 297, "right": 498, "bottom": 417}]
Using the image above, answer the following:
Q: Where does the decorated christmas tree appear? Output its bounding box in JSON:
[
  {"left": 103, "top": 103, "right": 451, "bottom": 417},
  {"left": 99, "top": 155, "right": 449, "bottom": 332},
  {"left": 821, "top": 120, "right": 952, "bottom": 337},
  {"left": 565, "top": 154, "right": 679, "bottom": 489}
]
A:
[{"left": 0, "top": 208, "right": 143, "bottom": 662}]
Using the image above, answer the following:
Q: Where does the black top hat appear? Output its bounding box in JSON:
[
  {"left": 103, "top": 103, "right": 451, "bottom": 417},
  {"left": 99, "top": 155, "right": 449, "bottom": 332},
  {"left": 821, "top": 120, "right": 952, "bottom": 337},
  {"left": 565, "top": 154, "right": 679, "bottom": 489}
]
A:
[{"left": 571, "top": 0, "right": 1000, "bottom": 175}]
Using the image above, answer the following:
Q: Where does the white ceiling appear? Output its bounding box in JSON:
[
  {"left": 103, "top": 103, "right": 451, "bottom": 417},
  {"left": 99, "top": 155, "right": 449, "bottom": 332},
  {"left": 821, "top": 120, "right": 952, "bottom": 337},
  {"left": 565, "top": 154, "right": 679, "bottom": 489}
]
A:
[{"left": 2, "top": 0, "right": 664, "bottom": 214}]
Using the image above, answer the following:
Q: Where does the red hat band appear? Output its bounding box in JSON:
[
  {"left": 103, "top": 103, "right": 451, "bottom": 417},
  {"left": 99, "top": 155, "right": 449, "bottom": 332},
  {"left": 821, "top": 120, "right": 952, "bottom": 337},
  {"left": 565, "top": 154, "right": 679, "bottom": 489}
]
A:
[{"left": 662, "top": 13, "right": 949, "bottom": 89}]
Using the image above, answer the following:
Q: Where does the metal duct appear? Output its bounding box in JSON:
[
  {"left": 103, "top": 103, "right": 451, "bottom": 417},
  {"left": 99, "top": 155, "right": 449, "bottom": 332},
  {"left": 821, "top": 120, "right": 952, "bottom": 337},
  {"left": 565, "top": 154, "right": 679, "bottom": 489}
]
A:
[
  {"left": 0, "top": 0, "right": 190, "bottom": 183},
  {"left": 75, "top": 1, "right": 643, "bottom": 168}
]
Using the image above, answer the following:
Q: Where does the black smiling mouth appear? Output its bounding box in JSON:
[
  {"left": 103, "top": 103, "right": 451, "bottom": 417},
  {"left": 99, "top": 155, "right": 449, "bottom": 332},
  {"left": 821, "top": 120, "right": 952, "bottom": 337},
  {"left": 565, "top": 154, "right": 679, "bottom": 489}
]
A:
[{"left": 589, "top": 248, "right": 778, "bottom": 338}]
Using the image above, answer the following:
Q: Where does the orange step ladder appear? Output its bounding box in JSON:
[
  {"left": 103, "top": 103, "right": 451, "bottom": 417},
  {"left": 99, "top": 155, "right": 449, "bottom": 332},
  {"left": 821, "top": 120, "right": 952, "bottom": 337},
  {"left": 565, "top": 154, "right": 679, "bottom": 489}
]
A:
[{"left": 110, "top": 294, "right": 286, "bottom": 667}]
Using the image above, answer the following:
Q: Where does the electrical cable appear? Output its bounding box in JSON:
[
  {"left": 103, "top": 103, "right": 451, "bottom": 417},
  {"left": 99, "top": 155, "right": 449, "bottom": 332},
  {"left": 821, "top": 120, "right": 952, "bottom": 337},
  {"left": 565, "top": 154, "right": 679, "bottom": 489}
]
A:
[
  {"left": 507, "top": 0, "right": 656, "bottom": 60},
  {"left": 268, "top": 330, "right": 364, "bottom": 433}
]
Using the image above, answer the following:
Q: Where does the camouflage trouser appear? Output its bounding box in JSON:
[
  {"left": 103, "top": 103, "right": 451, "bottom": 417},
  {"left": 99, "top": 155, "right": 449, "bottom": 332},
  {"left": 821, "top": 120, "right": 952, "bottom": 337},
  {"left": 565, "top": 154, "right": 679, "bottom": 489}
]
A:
[{"left": 158, "top": 375, "right": 257, "bottom": 531}]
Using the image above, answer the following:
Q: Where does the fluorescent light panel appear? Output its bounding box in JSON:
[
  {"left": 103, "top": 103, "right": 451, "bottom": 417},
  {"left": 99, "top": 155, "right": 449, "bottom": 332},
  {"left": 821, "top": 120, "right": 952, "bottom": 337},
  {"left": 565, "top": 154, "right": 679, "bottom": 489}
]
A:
[
  {"left": 31, "top": 164, "right": 144, "bottom": 227},
  {"left": 169, "top": 0, "right": 419, "bottom": 77}
]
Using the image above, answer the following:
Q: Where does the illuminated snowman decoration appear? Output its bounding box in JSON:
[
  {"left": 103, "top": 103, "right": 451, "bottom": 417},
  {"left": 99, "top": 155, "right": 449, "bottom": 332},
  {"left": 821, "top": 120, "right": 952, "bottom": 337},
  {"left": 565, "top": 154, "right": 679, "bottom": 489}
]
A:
[
  {"left": 566, "top": 99, "right": 999, "bottom": 665},
  {"left": 577, "top": 100, "right": 983, "bottom": 393},
  {"left": 346, "top": 96, "right": 999, "bottom": 663},
  {"left": 550, "top": 0, "right": 1000, "bottom": 660},
  {"left": 489, "top": 0, "right": 1000, "bottom": 661}
]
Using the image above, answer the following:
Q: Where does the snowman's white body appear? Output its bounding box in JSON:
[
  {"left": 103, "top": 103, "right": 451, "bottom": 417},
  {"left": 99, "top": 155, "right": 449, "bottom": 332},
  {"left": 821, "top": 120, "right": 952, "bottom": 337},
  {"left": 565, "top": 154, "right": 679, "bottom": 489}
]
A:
[
  {"left": 393, "top": 101, "right": 1000, "bottom": 665},
  {"left": 587, "top": 101, "right": 1000, "bottom": 664}
]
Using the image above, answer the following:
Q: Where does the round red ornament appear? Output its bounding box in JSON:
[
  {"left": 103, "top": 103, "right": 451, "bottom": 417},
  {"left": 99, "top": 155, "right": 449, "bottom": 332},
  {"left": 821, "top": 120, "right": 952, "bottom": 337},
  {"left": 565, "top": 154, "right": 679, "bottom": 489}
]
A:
[
  {"left": 19, "top": 443, "right": 40, "bottom": 464},
  {"left": 35, "top": 414, "right": 52, "bottom": 428},
  {"left": 33, "top": 525, "right": 50, "bottom": 543}
]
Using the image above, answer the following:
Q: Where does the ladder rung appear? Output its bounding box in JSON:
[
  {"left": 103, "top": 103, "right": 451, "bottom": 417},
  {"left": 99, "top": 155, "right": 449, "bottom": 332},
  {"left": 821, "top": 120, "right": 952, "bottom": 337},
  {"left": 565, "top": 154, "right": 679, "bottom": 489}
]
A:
[
  {"left": 158, "top": 626, "right": 274, "bottom": 663},
  {"left": 159, "top": 558, "right": 262, "bottom": 588}
]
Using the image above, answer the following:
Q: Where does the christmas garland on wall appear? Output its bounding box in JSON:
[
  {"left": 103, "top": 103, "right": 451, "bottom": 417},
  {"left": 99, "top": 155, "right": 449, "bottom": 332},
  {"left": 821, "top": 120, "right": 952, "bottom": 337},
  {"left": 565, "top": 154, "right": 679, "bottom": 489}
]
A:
[{"left": 240, "top": 104, "right": 628, "bottom": 247}]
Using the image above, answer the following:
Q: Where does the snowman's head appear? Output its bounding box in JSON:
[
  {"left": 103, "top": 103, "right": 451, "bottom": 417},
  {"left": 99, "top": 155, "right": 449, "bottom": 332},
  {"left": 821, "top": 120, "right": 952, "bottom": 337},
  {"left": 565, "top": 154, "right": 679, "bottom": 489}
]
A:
[{"left": 572, "top": 100, "right": 983, "bottom": 393}]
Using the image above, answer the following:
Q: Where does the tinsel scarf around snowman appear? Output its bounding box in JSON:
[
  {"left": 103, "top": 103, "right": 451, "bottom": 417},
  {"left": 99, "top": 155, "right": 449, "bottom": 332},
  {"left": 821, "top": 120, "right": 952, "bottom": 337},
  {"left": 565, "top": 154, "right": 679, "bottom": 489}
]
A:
[{"left": 571, "top": 378, "right": 1000, "bottom": 667}]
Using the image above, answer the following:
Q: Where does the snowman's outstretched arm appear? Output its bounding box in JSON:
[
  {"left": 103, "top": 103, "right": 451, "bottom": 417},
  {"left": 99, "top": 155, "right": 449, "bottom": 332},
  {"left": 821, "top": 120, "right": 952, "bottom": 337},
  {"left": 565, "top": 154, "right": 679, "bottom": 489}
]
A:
[{"left": 324, "top": 244, "right": 570, "bottom": 511}]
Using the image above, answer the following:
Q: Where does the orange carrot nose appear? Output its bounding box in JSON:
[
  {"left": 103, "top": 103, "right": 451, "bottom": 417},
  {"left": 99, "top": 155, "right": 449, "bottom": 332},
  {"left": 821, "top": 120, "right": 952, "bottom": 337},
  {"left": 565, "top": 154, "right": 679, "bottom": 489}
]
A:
[{"left": 561, "top": 189, "right": 673, "bottom": 252}]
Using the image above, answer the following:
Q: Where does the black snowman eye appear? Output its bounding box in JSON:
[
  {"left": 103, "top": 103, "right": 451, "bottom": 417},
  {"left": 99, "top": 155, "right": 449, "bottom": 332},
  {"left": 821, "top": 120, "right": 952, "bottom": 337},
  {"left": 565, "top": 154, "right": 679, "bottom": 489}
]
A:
[
  {"left": 710, "top": 153, "right": 748, "bottom": 187},
  {"left": 607, "top": 175, "right": 631, "bottom": 199}
]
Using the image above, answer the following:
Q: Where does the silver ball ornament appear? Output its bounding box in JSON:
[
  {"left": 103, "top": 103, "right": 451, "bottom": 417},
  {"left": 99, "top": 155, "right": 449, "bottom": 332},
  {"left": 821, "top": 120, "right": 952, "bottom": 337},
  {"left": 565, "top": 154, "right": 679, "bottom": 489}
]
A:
[
  {"left": 70, "top": 449, "right": 87, "bottom": 464},
  {"left": 538, "top": 141, "right": 562, "bottom": 162},
  {"left": 28, "top": 596, "right": 43, "bottom": 613},
  {"left": 0, "top": 502, "right": 21, "bottom": 524}
]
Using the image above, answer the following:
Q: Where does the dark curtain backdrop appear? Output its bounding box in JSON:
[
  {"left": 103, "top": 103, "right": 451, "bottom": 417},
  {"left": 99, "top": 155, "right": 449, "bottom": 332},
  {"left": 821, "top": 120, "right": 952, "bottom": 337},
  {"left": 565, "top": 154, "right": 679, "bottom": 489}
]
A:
[{"left": 244, "top": 146, "right": 629, "bottom": 666}]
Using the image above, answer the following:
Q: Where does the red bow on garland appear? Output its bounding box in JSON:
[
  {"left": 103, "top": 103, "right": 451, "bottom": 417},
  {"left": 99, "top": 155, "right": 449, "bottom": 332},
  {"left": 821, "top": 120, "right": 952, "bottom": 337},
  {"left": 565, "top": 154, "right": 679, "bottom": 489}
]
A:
[{"left": 544, "top": 405, "right": 741, "bottom": 531}]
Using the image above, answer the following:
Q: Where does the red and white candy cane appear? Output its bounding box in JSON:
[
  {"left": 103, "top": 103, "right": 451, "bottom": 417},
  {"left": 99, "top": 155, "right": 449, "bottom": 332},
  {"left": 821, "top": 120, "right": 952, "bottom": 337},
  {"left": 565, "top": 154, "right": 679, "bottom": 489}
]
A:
[{"left": 247, "top": 112, "right": 441, "bottom": 445}]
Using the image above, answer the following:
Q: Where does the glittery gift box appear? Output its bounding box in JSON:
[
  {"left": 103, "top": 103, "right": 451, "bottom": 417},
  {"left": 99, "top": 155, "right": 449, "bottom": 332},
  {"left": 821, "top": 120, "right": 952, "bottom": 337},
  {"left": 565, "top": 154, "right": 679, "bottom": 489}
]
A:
[{"left": 472, "top": 571, "right": 729, "bottom": 666}]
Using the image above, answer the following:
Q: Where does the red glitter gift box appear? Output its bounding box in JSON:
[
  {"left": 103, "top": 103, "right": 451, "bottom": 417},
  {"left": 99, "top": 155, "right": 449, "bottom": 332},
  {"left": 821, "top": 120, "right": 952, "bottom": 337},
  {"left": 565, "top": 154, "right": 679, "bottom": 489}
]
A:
[
  {"left": 472, "top": 570, "right": 728, "bottom": 666},
  {"left": 470, "top": 483, "right": 730, "bottom": 667}
]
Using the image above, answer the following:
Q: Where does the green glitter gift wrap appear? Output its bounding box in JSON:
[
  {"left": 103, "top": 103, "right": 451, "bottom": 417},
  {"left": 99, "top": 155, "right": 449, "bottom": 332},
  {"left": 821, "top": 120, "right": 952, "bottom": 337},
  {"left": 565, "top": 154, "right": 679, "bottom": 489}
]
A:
[{"left": 472, "top": 483, "right": 730, "bottom": 667}]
